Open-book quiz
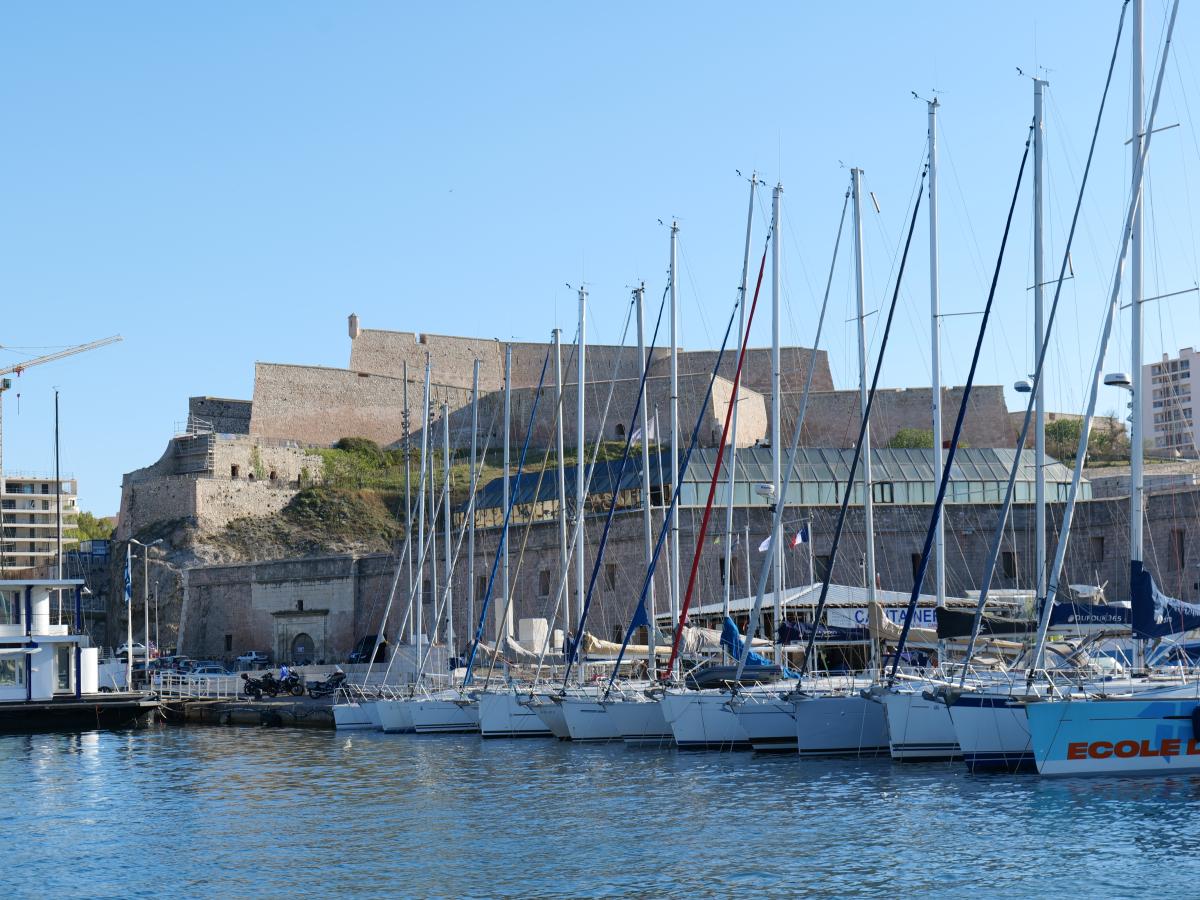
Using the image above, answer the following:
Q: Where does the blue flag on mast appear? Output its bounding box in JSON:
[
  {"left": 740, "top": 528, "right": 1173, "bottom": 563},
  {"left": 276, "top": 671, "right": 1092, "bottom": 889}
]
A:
[{"left": 123, "top": 556, "right": 132, "bottom": 606}]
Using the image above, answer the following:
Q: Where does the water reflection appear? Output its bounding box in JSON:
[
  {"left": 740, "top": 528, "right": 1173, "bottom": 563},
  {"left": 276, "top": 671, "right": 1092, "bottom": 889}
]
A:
[{"left": 1, "top": 725, "right": 1198, "bottom": 896}]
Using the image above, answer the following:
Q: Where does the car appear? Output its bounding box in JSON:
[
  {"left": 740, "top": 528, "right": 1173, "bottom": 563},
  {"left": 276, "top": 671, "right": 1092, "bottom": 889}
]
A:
[
  {"left": 188, "top": 664, "right": 232, "bottom": 677},
  {"left": 235, "top": 651, "right": 270, "bottom": 670},
  {"left": 116, "top": 642, "right": 148, "bottom": 658}
]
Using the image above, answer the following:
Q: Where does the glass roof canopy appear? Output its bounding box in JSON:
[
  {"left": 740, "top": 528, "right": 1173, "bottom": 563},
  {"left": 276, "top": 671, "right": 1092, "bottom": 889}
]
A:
[
  {"left": 679, "top": 446, "right": 1086, "bottom": 508},
  {"left": 467, "top": 446, "right": 1087, "bottom": 513}
]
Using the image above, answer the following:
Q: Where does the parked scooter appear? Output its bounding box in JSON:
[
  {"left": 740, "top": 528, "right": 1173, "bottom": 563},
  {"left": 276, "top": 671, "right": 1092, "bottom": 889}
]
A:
[{"left": 306, "top": 669, "right": 346, "bottom": 698}]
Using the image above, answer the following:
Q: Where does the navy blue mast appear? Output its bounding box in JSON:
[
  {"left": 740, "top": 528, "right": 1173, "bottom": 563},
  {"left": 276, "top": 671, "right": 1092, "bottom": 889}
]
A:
[
  {"left": 797, "top": 170, "right": 926, "bottom": 678},
  {"left": 886, "top": 125, "right": 1033, "bottom": 683},
  {"left": 461, "top": 345, "right": 552, "bottom": 687},
  {"left": 559, "top": 289, "right": 668, "bottom": 686}
]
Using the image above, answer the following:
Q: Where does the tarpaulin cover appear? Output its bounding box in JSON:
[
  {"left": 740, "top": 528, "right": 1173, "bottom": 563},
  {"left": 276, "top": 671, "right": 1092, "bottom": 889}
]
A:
[
  {"left": 936, "top": 607, "right": 1034, "bottom": 640},
  {"left": 1132, "top": 559, "right": 1200, "bottom": 638}
]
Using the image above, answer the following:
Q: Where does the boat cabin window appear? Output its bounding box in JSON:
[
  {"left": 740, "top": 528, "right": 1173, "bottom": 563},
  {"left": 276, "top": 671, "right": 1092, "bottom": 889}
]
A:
[
  {"left": 55, "top": 645, "right": 71, "bottom": 692},
  {"left": 0, "top": 658, "right": 23, "bottom": 686},
  {"left": 0, "top": 590, "right": 20, "bottom": 626}
]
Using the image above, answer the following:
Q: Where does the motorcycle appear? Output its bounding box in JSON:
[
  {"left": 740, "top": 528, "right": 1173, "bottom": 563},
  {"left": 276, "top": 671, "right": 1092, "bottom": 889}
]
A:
[
  {"left": 278, "top": 670, "right": 305, "bottom": 697},
  {"left": 241, "top": 672, "right": 266, "bottom": 700},
  {"left": 306, "top": 669, "right": 346, "bottom": 699}
]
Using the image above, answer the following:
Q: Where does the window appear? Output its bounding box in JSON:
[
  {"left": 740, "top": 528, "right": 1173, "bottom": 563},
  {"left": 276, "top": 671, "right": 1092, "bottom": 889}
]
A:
[
  {"left": 718, "top": 556, "right": 727, "bottom": 586},
  {"left": 872, "top": 482, "right": 895, "bottom": 503},
  {"left": 224, "top": 634, "right": 233, "bottom": 653},
  {"left": 230, "top": 464, "right": 240, "bottom": 479},
  {"left": 1091, "top": 536, "right": 1105, "bottom": 564},
  {"left": 0, "top": 659, "right": 22, "bottom": 686},
  {"left": 56, "top": 645, "right": 71, "bottom": 692},
  {"left": 269, "top": 470, "right": 278, "bottom": 481},
  {"left": 0, "top": 590, "right": 19, "bottom": 626},
  {"left": 1172, "top": 529, "right": 1186, "bottom": 571},
  {"left": 615, "top": 423, "right": 625, "bottom": 439},
  {"left": 911, "top": 553, "right": 923, "bottom": 581},
  {"left": 605, "top": 563, "right": 617, "bottom": 591},
  {"left": 538, "top": 569, "right": 551, "bottom": 597},
  {"left": 476, "top": 575, "right": 487, "bottom": 601},
  {"left": 1002, "top": 551, "right": 1017, "bottom": 579}
]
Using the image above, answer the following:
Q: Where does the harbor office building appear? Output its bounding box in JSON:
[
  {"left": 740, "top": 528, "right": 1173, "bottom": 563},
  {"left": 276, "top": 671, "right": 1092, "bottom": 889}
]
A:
[{"left": 180, "top": 447, "right": 1118, "bottom": 665}]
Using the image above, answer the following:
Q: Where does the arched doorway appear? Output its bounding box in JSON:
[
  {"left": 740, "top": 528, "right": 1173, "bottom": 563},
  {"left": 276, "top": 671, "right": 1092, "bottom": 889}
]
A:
[{"left": 291, "top": 632, "right": 314, "bottom": 664}]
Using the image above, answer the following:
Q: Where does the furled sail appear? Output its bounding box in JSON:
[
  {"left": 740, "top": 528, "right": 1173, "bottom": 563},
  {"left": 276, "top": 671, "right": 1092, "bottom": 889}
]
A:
[{"left": 1131, "top": 560, "right": 1200, "bottom": 638}]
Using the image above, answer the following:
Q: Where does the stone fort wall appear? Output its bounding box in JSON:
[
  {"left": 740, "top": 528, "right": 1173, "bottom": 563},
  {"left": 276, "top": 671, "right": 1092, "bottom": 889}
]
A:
[
  {"left": 791, "top": 385, "right": 1015, "bottom": 449},
  {"left": 176, "top": 486, "right": 1200, "bottom": 661}
]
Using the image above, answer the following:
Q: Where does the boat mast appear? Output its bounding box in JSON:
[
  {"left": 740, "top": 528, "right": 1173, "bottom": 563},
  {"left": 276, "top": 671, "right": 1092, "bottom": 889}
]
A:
[
  {"left": 927, "top": 100, "right": 946, "bottom": 614},
  {"left": 403, "top": 361, "right": 415, "bottom": 645},
  {"left": 770, "top": 183, "right": 784, "bottom": 664},
  {"left": 575, "top": 287, "right": 588, "bottom": 670},
  {"left": 500, "top": 344, "right": 512, "bottom": 643},
  {"left": 442, "top": 401, "right": 453, "bottom": 658},
  {"left": 553, "top": 328, "right": 570, "bottom": 653},
  {"left": 669, "top": 222, "right": 681, "bottom": 680},
  {"left": 851, "top": 168, "right": 879, "bottom": 671},
  {"left": 466, "top": 360, "right": 479, "bottom": 653},
  {"left": 428, "top": 403, "right": 438, "bottom": 653},
  {"left": 415, "top": 358, "right": 431, "bottom": 662},
  {"left": 1034, "top": 78, "right": 1049, "bottom": 609},
  {"left": 1130, "top": 0, "right": 1146, "bottom": 669},
  {"left": 1030, "top": 0, "right": 1179, "bottom": 672},
  {"left": 726, "top": 174, "right": 757, "bottom": 618},
  {"left": 635, "top": 285, "right": 657, "bottom": 669}
]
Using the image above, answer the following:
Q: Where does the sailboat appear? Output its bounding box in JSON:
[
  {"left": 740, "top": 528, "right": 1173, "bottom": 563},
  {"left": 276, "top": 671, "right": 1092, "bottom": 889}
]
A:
[
  {"left": 943, "top": 0, "right": 1187, "bottom": 774},
  {"left": 1020, "top": 0, "right": 1200, "bottom": 777},
  {"left": 599, "top": 283, "right": 675, "bottom": 745}
]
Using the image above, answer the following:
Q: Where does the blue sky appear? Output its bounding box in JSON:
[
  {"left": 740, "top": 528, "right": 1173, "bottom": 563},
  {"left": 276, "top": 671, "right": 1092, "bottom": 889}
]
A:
[{"left": 1, "top": 1, "right": 1197, "bottom": 515}]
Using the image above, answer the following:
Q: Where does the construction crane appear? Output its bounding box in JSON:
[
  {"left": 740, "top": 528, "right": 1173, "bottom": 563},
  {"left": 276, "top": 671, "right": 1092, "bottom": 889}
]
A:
[
  {"left": 0, "top": 335, "right": 123, "bottom": 388},
  {"left": 0, "top": 335, "right": 123, "bottom": 471}
]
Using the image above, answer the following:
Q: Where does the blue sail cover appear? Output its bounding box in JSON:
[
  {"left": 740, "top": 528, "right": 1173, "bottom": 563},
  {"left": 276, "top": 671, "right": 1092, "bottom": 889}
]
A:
[
  {"left": 720, "top": 616, "right": 798, "bottom": 677},
  {"left": 1132, "top": 560, "right": 1200, "bottom": 638}
]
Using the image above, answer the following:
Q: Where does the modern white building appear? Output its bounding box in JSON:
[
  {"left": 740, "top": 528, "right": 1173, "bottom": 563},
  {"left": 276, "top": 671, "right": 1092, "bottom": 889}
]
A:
[
  {"left": 0, "top": 475, "right": 78, "bottom": 574},
  {"left": 1143, "top": 347, "right": 1198, "bottom": 455}
]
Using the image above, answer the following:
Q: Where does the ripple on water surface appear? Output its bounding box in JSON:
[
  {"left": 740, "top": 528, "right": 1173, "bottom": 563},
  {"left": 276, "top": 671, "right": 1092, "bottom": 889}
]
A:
[{"left": 1, "top": 725, "right": 1197, "bottom": 897}]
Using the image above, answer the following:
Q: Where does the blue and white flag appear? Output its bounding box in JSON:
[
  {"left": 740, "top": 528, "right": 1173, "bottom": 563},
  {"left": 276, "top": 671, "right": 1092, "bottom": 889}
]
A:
[
  {"left": 123, "top": 555, "right": 132, "bottom": 606},
  {"left": 792, "top": 524, "right": 810, "bottom": 547}
]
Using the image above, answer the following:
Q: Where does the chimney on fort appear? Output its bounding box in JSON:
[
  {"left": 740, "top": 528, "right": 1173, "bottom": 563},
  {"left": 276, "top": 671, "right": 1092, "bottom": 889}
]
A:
[{"left": 348, "top": 313, "right": 361, "bottom": 340}]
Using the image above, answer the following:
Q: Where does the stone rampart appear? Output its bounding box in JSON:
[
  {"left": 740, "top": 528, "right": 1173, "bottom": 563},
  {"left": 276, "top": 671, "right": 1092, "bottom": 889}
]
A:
[
  {"left": 791, "top": 385, "right": 1015, "bottom": 449},
  {"left": 348, "top": 328, "right": 666, "bottom": 392},
  {"left": 188, "top": 397, "right": 252, "bottom": 434}
]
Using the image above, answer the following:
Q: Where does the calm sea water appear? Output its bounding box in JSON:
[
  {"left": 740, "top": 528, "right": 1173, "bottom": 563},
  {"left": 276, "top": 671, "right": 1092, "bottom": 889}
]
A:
[{"left": 3, "top": 723, "right": 1197, "bottom": 898}]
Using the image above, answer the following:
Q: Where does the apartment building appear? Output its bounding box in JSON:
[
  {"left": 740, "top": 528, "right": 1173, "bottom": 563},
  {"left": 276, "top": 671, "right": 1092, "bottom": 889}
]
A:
[
  {"left": 1144, "top": 348, "right": 1198, "bottom": 455},
  {"left": 0, "top": 475, "right": 78, "bottom": 574}
]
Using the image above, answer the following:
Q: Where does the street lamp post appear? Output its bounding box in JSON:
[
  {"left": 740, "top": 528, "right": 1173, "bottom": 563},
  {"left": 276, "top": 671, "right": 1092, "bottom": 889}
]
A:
[{"left": 129, "top": 538, "right": 163, "bottom": 683}]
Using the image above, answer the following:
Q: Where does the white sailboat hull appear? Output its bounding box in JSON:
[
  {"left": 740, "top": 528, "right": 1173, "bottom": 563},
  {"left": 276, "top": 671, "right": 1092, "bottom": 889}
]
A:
[
  {"left": 732, "top": 694, "right": 797, "bottom": 753},
  {"left": 478, "top": 690, "right": 551, "bottom": 738},
  {"left": 793, "top": 693, "right": 889, "bottom": 758},
  {"left": 561, "top": 696, "right": 621, "bottom": 742},
  {"left": 410, "top": 696, "right": 479, "bottom": 734},
  {"left": 528, "top": 696, "right": 571, "bottom": 740},
  {"left": 660, "top": 690, "right": 750, "bottom": 751},
  {"left": 375, "top": 698, "right": 415, "bottom": 733},
  {"left": 603, "top": 697, "right": 672, "bottom": 744},
  {"left": 881, "top": 689, "right": 960, "bottom": 761},
  {"left": 332, "top": 701, "right": 375, "bottom": 730},
  {"left": 947, "top": 694, "right": 1034, "bottom": 773}
]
